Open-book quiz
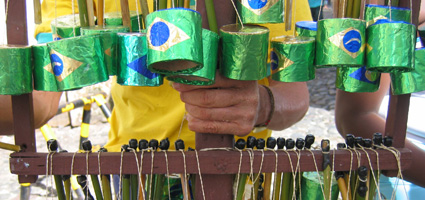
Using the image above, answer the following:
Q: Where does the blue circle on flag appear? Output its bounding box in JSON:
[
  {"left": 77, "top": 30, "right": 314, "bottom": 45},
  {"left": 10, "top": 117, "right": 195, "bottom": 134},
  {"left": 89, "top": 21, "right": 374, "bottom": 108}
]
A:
[
  {"left": 150, "top": 21, "right": 170, "bottom": 47},
  {"left": 248, "top": 0, "right": 268, "bottom": 9},
  {"left": 271, "top": 51, "right": 278, "bottom": 70},
  {"left": 343, "top": 30, "right": 362, "bottom": 53},
  {"left": 50, "top": 53, "right": 64, "bottom": 76}
]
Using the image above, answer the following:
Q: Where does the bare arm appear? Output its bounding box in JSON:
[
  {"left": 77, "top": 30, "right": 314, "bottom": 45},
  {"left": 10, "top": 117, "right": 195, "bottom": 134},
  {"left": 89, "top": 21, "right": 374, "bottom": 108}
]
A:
[
  {"left": 335, "top": 74, "right": 425, "bottom": 187},
  {"left": 0, "top": 91, "right": 62, "bottom": 134}
]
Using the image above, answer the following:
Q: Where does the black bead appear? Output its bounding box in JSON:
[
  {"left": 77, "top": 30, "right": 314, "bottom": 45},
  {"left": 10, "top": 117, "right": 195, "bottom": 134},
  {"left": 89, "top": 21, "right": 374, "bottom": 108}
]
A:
[
  {"left": 46, "top": 139, "right": 58, "bottom": 152},
  {"left": 363, "top": 139, "right": 372, "bottom": 148},
  {"left": 296, "top": 138, "right": 305, "bottom": 150},
  {"left": 337, "top": 143, "right": 346, "bottom": 149},
  {"left": 305, "top": 134, "right": 315, "bottom": 149},
  {"left": 235, "top": 139, "right": 246, "bottom": 150},
  {"left": 246, "top": 136, "right": 257, "bottom": 149},
  {"left": 266, "top": 137, "right": 277, "bottom": 149},
  {"left": 357, "top": 166, "right": 368, "bottom": 178},
  {"left": 286, "top": 138, "right": 295, "bottom": 150},
  {"left": 82, "top": 140, "right": 92, "bottom": 151},
  {"left": 321, "top": 139, "right": 330, "bottom": 152},
  {"left": 159, "top": 138, "right": 170, "bottom": 151},
  {"left": 129, "top": 139, "right": 138, "bottom": 150},
  {"left": 346, "top": 134, "right": 355, "bottom": 148},
  {"left": 256, "top": 138, "right": 265, "bottom": 149},
  {"left": 139, "top": 139, "right": 149, "bottom": 150},
  {"left": 149, "top": 139, "right": 159, "bottom": 150},
  {"left": 355, "top": 137, "right": 364, "bottom": 148},
  {"left": 98, "top": 147, "right": 108, "bottom": 152},
  {"left": 175, "top": 139, "right": 185, "bottom": 151},
  {"left": 373, "top": 132, "right": 383, "bottom": 146},
  {"left": 383, "top": 136, "right": 393, "bottom": 147},
  {"left": 121, "top": 144, "right": 129, "bottom": 152},
  {"left": 276, "top": 138, "right": 285, "bottom": 149}
]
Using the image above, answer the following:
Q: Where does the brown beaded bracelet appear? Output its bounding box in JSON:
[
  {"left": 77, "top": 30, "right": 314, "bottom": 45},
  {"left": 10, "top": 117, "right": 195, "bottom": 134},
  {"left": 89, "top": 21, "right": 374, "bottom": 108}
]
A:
[{"left": 254, "top": 84, "right": 275, "bottom": 128}]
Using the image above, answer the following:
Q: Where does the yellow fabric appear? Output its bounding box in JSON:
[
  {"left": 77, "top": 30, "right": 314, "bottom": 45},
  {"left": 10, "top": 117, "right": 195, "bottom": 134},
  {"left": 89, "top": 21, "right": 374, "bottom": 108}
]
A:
[{"left": 37, "top": 0, "right": 312, "bottom": 152}]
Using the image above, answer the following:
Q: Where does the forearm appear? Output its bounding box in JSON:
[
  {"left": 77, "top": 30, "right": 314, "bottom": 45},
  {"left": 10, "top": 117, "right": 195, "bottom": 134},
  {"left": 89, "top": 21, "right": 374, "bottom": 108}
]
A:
[{"left": 256, "top": 80, "right": 309, "bottom": 131}]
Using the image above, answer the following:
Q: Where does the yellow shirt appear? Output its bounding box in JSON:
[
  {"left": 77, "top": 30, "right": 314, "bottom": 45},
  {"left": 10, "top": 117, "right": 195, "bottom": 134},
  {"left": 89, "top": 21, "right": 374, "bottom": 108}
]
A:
[{"left": 37, "top": 0, "right": 312, "bottom": 152}]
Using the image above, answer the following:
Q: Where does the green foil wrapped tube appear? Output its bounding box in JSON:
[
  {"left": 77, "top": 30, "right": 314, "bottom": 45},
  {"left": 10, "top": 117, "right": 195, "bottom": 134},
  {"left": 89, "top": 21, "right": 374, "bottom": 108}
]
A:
[
  {"left": 237, "top": 0, "right": 283, "bottom": 24},
  {"left": 33, "top": 44, "right": 59, "bottom": 92},
  {"left": 301, "top": 172, "right": 339, "bottom": 200},
  {"left": 104, "top": 11, "right": 144, "bottom": 32},
  {"left": 270, "top": 36, "right": 315, "bottom": 82},
  {"left": 391, "top": 48, "right": 425, "bottom": 95},
  {"left": 366, "top": 20, "right": 415, "bottom": 73},
  {"left": 51, "top": 14, "right": 81, "bottom": 39},
  {"left": 47, "top": 35, "right": 109, "bottom": 91},
  {"left": 220, "top": 24, "right": 269, "bottom": 80},
  {"left": 146, "top": 8, "right": 203, "bottom": 75},
  {"left": 0, "top": 45, "right": 33, "bottom": 95},
  {"left": 336, "top": 66, "right": 381, "bottom": 93},
  {"left": 364, "top": 4, "right": 411, "bottom": 26},
  {"left": 81, "top": 25, "right": 130, "bottom": 76},
  {"left": 316, "top": 18, "right": 366, "bottom": 68},
  {"left": 296, "top": 21, "right": 317, "bottom": 38},
  {"left": 117, "top": 33, "right": 163, "bottom": 86},
  {"left": 167, "top": 29, "right": 219, "bottom": 85}
]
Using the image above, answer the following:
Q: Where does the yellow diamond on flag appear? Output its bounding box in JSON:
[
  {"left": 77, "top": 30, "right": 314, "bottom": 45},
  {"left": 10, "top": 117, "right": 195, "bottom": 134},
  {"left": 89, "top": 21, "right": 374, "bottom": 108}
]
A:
[
  {"left": 48, "top": 49, "right": 83, "bottom": 82},
  {"left": 270, "top": 49, "right": 294, "bottom": 74},
  {"left": 328, "top": 27, "right": 365, "bottom": 59},
  {"left": 147, "top": 17, "right": 190, "bottom": 52},
  {"left": 240, "top": 0, "right": 280, "bottom": 15},
  {"left": 366, "top": 15, "right": 387, "bottom": 27},
  {"left": 366, "top": 43, "right": 373, "bottom": 54}
]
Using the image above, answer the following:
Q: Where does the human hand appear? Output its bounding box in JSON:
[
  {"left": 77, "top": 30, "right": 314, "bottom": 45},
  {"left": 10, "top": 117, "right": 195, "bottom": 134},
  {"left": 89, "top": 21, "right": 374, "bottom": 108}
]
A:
[{"left": 172, "top": 72, "right": 268, "bottom": 136}]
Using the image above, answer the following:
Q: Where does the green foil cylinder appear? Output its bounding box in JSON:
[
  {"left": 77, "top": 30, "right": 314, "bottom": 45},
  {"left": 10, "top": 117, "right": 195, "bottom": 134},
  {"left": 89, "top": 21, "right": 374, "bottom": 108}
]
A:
[
  {"left": 47, "top": 35, "right": 109, "bottom": 91},
  {"left": 391, "top": 48, "right": 425, "bottom": 95},
  {"left": 237, "top": 0, "right": 283, "bottom": 24},
  {"left": 296, "top": 21, "right": 317, "bottom": 38},
  {"left": 316, "top": 18, "right": 366, "bottom": 68},
  {"left": 117, "top": 33, "right": 163, "bottom": 86},
  {"left": 220, "top": 24, "right": 269, "bottom": 80},
  {"left": 336, "top": 66, "right": 381, "bottom": 93},
  {"left": 51, "top": 14, "right": 81, "bottom": 40},
  {"left": 364, "top": 4, "right": 411, "bottom": 27},
  {"left": 301, "top": 172, "right": 339, "bottom": 200},
  {"left": 167, "top": 29, "right": 219, "bottom": 85},
  {"left": 104, "top": 11, "right": 144, "bottom": 32},
  {"left": 146, "top": 8, "right": 203, "bottom": 75},
  {"left": 270, "top": 36, "right": 315, "bottom": 82},
  {"left": 81, "top": 25, "right": 130, "bottom": 76},
  {"left": 0, "top": 45, "right": 33, "bottom": 95},
  {"left": 366, "top": 20, "right": 415, "bottom": 73},
  {"left": 33, "top": 44, "right": 59, "bottom": 92}
]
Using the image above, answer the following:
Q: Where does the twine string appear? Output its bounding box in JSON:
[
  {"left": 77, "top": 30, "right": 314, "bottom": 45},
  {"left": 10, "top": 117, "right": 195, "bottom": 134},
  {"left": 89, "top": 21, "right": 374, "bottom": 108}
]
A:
[{"left": 195, "top": 150, "right": 206, "bottom": 200}]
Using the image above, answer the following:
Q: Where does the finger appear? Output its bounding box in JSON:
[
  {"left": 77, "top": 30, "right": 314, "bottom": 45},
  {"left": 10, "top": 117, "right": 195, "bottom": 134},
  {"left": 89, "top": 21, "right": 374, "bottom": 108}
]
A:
[
  {"left": 180, "top": 87, "right": 258, "bottom": 108},
  {"left": 185, "top": 104, "right": 257, "bottom": 123},
  {"left": 186, "top": 114, "right": 253, "bottom": 136}
]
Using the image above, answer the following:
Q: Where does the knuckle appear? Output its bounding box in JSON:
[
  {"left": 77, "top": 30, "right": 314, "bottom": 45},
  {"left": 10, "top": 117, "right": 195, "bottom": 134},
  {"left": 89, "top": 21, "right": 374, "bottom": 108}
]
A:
[
  {"left": 203, "top": 122, "right": 220, "bottom": 133},
  {"left": 199, "top": 90, "right": 214, "bottom": 106}
]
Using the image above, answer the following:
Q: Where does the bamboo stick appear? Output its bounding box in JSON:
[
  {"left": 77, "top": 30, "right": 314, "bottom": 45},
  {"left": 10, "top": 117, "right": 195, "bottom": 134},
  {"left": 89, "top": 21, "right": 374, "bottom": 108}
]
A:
[
  {"left": 86, "top": 0, "right": 95, "bottom": 26},
  {"left": 120, "top": 0, "right": 132, "bottom": 31},
  {"left": 333, "top": 0, "right": 339, "bottom": 18},
  {"left": 77, "top": 0, "right": 89, "bottom": 27},
  {"left": 159, "top": 0, "right": 167, "bottom": 10},
  {"left": 285, "top": 0, "right": 293, "bottom": 31},
  {"left": 205, "top": 0, "right": 218, "bottom": 33},
  {"left": 322, "top": 140, "right": 331, "bottom": 200},
  {"left": 352, "top": 0, "right": 361, "bottom": 19},
  {"left": 184, "top": 0, "right": 190, "bottom": 8},
  {"left": 347, "top": 0, "right": 354, "bottom": 17},
  {"left": 139, "top": 0, "right": 149, "bottom": 29},
  {"left": 97, "top": 0, "right": 104, "bottom": 26},
  {"left": 33, "top": 0, "right": 42, "bottom": 24}
]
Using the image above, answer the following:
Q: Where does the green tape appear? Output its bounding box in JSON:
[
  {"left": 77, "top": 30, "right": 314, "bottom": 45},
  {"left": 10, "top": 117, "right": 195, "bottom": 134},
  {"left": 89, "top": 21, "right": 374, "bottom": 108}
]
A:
[
  {"left": 220, "top": 24, "right": 269, "bottom": 80},
  {"left": 270, "top": 36, "right": 315, "bottom": 82},
  {"left": 47, "top": 35, "right": 109, "bottom": 91},
  {"left": 336, "top": 66, "right": 381, "bottom": 93},
  {"left": 51, "top": 14, "right": 81, "bottom": 39},
  {"left": 167, "top": 29, "right": 219, "bottom": 85},
  {"left": 0, "top": 45, "right": 33, "bottom": 95},
  {"left": 117, "top": 33, "right": 163, "bottom": 86},
  {"left": 237, "top": 0, "right": 283, "bottom": 24},
  {"left": 104, "top": 11, "right": 144, "bottom": 31},
  {"left": 33, "top": 44, "right": 60, "bottom": 92},
  {"left": 146, "top": 8, "right": 203, "bottom": 75},
  {"left": 391, "top": 48, "right": 425, "bottom": 95},
  {"left": 364, "top": 5, "right": 411, "bottom": 27},
  {"left": 316, "top": 18, "right": 366, "bottom": 68},
  {"left": 301, "top": 172, "right": 339, "bottom": 200},
  {"left": 366, "top": 21, "right": 415, "bottom": 73},
  {"left": 81, "top": 25, "right": 130, "bottom": 76}
]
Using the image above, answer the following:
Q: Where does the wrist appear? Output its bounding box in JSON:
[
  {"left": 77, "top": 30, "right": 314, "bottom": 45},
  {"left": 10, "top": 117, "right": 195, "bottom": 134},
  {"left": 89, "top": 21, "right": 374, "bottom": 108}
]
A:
[{"left": 254, "top": 84, "right": 275, "bottom": 128}]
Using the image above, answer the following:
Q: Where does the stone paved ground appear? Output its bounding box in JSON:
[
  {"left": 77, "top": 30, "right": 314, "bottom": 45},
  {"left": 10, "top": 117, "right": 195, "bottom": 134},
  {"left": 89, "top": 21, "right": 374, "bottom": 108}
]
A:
[{"left": 0, "top": 5, "right": 340, "bottom": 200}]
